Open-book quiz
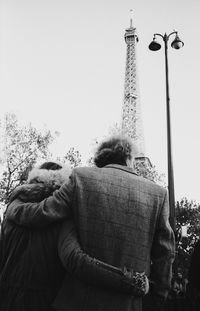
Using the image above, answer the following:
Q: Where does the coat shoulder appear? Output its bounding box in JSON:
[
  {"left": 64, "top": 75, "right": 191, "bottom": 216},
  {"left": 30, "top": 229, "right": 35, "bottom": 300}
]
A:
[
  {"left": 73, "top": 166, "right": 167, "bottom": 197},
  {"left": 138, "top": 175, "right": 167, "bottom": 195},
  {"left": 73, "top": 166, "right": 99, "bottom": 177}
]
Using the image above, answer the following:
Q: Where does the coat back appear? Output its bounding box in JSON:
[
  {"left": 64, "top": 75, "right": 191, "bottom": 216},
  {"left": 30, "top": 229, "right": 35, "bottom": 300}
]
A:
[{"left": 54, "top": 164, "right": 174, "bottom": 311}]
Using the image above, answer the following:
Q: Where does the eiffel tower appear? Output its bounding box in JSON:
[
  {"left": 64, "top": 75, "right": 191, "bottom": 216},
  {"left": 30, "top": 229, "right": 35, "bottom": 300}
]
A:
[{"left": 121, "top": 11, "right": 149, "bottom": 164}]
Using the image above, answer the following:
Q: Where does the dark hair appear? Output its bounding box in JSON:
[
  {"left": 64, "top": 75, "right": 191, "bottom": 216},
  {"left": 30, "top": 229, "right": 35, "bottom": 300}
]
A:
[
  {"left": 94, "top": 135, "right": 135, "bottom": 168},
  {"left": 39, "top": 161, "right": 62, "bottom": 171}
]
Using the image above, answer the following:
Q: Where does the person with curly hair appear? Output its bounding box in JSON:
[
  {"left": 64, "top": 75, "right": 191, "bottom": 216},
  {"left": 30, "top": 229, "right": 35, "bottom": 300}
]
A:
[{"left": 6, "top": 134, "right": 175, "bottom": 311}]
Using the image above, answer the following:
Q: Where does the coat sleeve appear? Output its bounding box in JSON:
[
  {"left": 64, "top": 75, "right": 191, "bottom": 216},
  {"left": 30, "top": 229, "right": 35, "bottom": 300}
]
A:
[
  {"left": 145, "top": 190, "right": 175, "bottom": 310},
  {"left": 5, "top": 172, "right": 76, "bottom": 228},
  {"left": 58, "top": 219, "right": 149, "bottom": 297}
]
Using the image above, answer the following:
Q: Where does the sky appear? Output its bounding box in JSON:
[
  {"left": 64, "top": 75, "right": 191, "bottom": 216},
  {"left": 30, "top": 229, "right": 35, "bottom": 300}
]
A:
[{"left": 0, "top": 0, "right": 200, "bottom": 202}]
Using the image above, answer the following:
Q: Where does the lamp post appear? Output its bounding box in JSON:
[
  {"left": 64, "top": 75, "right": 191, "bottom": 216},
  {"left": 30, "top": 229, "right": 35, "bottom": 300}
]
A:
[{"left": 148, "top": 32, "right": 184, "bottom": 232}]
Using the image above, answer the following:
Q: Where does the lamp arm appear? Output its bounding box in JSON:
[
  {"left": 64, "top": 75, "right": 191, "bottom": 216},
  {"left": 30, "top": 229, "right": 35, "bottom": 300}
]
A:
[
  {"left": 154, "top": 31, "right": 178, "bottom": 43},
  {"left": 154, "top": 33, "right": 164, "bottom": 40},
  {"left": 167, "top": 31, "right": 177, "bottom": 40}
]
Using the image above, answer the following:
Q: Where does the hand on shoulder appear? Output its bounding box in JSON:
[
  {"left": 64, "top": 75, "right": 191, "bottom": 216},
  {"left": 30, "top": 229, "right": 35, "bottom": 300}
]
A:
[{"left": 8, "top": 183, "right": 49, "bottom": 203}]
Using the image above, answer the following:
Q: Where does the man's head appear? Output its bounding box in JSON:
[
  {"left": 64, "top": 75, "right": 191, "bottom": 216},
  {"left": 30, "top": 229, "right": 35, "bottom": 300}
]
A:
[{"left": 94, "top": 134, "right": 136, "bottom": 168}]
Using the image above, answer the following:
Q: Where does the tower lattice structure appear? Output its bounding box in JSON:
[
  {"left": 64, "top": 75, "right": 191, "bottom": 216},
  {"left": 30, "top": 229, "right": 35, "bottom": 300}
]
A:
[{"left": 122, "top": 17, "right": 145, "bottom": 158}]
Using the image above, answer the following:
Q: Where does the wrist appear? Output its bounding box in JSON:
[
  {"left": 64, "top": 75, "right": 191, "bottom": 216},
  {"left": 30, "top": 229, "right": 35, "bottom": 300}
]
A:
[{"left": 122, "top": 269, "right": 149, "bottom": 296}]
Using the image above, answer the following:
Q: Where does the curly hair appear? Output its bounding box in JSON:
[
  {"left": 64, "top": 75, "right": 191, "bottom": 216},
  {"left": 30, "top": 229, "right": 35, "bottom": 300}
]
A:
[{"left": 94, "top": 135, "right": 135, "bottom": 168}]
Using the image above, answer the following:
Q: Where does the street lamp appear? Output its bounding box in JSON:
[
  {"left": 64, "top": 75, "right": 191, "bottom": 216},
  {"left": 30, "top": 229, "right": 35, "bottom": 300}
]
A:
[{"left": 148, "top": 31, "right": 184, "bottom": 232}]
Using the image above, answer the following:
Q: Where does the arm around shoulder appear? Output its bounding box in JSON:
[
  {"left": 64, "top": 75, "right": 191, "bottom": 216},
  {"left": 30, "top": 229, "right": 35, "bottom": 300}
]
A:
[{"left": 5, "top": 172, "right": 76, "bottom": 228}]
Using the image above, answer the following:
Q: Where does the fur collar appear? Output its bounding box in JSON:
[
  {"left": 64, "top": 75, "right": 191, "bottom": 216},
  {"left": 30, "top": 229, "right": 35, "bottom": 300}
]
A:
[
  {"left": 9, "top": 165, "right": 72, "bottom": 203},
  {"left": 27, "top": 166, "right": 72, "bottom": 188}
]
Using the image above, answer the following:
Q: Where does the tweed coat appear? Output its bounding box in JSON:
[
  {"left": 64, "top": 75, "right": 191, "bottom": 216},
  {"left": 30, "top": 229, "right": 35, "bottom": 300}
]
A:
[{"left": 7, "top": 164, "right": 175, "bottom": 311}]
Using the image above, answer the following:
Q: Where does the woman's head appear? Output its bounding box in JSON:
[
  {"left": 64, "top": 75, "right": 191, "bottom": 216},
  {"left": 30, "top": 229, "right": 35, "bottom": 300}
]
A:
[
  {"left": 39, "top": 161, "right": 62, "bottom": 171},
  {"left": 94, "top": 134, "right": 136, "bottom": 168},
  {"left": 27, "top": 161, "right": 71, "bottom": 187}
]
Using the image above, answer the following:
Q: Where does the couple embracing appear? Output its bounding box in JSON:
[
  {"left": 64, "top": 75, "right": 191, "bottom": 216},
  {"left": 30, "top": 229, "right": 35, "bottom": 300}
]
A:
[{"left": 0, "top": 134, "right": 175, "bottom": 311}]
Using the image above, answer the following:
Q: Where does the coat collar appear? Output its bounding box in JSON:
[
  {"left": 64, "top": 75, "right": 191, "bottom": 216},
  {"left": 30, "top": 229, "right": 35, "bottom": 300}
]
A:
[{"left": 104, "top": 164, "right": 138, "bottom": 176}]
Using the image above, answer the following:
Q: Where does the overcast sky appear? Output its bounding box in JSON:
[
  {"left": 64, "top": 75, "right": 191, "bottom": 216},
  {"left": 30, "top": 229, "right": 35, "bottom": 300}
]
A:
[{"left": 0, "top": 0, "right": 200, "bottom": 202}]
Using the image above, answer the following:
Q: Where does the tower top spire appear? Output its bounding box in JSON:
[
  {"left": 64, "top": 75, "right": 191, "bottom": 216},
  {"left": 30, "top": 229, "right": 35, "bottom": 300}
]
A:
[
  {"left": 130, "top": 9, "right": 134, "bottom": 28},
  {"left": 124, "top": 10, "right": 138, "bottom": 43}
]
